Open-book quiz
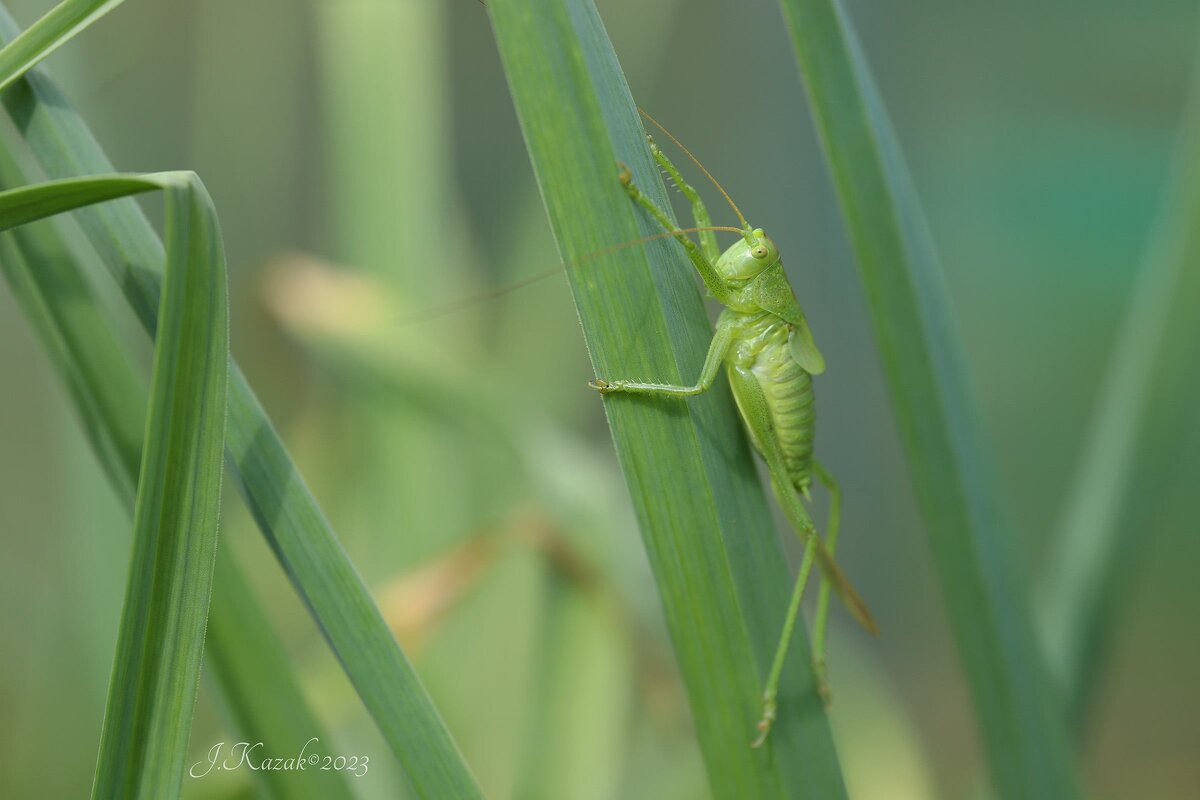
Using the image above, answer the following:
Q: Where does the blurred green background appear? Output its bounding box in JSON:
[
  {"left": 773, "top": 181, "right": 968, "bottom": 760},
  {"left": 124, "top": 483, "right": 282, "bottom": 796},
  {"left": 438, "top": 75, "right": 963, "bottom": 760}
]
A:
[{"left": 1, "top": 0, "right": 1197, "bottom": 797}]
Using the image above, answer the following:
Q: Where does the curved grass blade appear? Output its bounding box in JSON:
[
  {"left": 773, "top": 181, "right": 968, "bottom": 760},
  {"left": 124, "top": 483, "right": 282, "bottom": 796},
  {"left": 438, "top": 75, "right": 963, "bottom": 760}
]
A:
[
  {"left": 775, "top": 1, "right": 1080, "bottom": 796},
  {"left": 0, "top": 158, "right": 354, "bottom": 800},
  {"left": 1039, "top": 64, "right": 1200, "bottom": 732},
  {"left": 489, "top": 0, "right": 847, "bottom": 796},
  {"left": 90, "top": 174, "right": 227, "bottom": 799},
  {"left": 0, "top": 7, "right": 482, "bottom": 796},
  {"left": 0, "top": 172, "right": 157, "bottom": 227},
  {"left": 0, "top": 0, "right": 125, "bottom": 93},
  {"left": 0, "top": 172, "right": 228, "bottom": 798}
]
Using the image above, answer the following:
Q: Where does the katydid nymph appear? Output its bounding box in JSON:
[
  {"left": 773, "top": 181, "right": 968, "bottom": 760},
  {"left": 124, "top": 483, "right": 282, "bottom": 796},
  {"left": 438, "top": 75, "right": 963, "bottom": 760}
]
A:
[
  {"left": 587, "top": 110, "right": 878, "bottom": 746},
  {"left": 406, "top": 108, "right": 878, "bottom": 746}
]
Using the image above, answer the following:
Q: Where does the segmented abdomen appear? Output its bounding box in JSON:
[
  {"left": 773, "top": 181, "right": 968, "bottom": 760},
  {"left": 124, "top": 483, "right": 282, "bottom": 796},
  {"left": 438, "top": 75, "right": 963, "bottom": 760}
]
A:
[{"left": 753, "top": 340, "right": 815, "bottom": 492}]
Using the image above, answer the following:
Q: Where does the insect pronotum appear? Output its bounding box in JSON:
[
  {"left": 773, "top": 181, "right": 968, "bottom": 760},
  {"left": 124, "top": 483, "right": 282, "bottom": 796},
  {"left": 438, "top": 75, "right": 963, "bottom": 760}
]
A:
[{"left": 588, "top": 109, "right": 879, "bottom": 746}]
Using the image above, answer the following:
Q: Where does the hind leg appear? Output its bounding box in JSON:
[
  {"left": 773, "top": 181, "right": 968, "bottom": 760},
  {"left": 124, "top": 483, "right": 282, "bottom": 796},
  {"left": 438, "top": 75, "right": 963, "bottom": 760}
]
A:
[
  {"left": 728, "top": 370, "right": 874, "bottom": 746},
  {"left": 811, "top": 460, "right": 842, "bottom": 705},
  {"left": 751, "top": 529, "right": 819, "bottom": 748}
]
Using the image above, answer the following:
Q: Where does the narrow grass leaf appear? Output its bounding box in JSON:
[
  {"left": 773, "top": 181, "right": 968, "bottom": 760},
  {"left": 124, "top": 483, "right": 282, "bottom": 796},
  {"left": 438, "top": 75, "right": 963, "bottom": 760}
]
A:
[
  {"left": 0, "top": 173, "right": 157, "bottom": 227},
  {"left": 0, "top": 171, "right": 226, "bottom": 797},
  {"left": 0, "top": 7, "right": 482, "bottom": 796},
  {"left": 0, "top": 149, "right": 354, "bottom": 800},
  {"left": 776, "top": 1, "right": 1080, "bottom": 796},
  {"left": 0, "top": 0, "right": 124, "bottom": 93},
  {"left": 489, "top": 0, "right": 847, "bottom": 796},
  {"left": 89, "top": 174, "right": 227, "bottom": 799}
]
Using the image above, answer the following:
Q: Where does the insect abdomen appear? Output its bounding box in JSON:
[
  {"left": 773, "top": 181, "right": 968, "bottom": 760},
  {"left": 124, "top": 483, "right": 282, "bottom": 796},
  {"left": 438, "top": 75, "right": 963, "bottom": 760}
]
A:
[{"left": 755, "top": 340, "right": 815, "bottom": 492}]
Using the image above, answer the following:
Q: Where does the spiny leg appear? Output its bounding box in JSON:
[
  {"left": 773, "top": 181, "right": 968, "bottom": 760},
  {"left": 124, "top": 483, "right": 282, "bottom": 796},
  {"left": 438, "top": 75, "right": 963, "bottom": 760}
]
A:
[
  {"left": 726, "top": 369, "right": 875, "bottom": 634},
  {"left": 618, "top": 164, "right": 735, "bottom": 305},
  {"left": 812, "top": 460, "right": 841, "bottom": 706},
  {"left": 646, "top": 134, "right": 719, "bottom": 263},
  {"left": 590, "top": 320, "right": 733, "bottom": 397}
]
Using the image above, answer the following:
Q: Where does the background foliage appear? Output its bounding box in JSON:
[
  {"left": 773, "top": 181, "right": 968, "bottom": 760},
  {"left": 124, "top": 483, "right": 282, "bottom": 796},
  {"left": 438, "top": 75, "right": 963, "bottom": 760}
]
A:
[{"left": 0, "top": 0, "right": 1196, "bottom": 798}]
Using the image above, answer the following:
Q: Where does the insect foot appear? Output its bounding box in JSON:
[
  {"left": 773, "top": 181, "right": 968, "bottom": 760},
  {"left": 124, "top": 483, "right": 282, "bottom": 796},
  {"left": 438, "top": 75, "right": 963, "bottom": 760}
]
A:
[
  {"left": 751, "top": 692, "right": 777, "bottom": 749},
  {"left": 616, "top": 161, "right": 633, "bottom": 186},
  {"left": 815, "top": 660, "right": 833, "bottom": 709},
  {"left": 588, "top": 378, "right": 624, "bottom": 394}
]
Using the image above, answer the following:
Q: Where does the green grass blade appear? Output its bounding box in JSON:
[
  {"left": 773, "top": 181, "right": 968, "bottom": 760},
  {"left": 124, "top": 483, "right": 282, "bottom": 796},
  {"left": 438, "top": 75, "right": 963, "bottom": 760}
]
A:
[
  {"left": 1039, "top": 70, "right": 1200, "bottom": 731},
  {"left": 0, "top": 171, "right": 233, "bottom": 797},
  {"left": 89, "top": 173, "right": 226, "bottom": 799},
  {"left": 207, "top": 555, "right": 358, "bottom": 800},
  {"left": 221, "top": 371, "right": 482, "bottom": 798},
  {"left": 489, "top": 1, "right": 847, "bottom": 796},
  {"left": 775, "top": 1, "right": 1080, "bottom": 797},
  {"left": 0, "top": 7, "right": 482, "bottom": 795},
  {"left": 0, "top": 197, "right": 144, "bottom": 507},
  {"left": 0, "top": 0, "right": 123, "bottom": 92},
  {"left": 0, "top": 173, "right": 157, "bottom": 228},
  {"left": 0, "top": 152, "right": 355, "bottom": 800}
]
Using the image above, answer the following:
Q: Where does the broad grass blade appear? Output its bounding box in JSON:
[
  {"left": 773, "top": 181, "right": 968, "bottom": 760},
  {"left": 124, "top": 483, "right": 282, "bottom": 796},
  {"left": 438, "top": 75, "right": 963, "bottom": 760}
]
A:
[
  {"left": 489, "top": 0, "right": 849, "bottom": 795},
  {"left": 776, "top": 0, "right": 1081, "bottom": 796}
]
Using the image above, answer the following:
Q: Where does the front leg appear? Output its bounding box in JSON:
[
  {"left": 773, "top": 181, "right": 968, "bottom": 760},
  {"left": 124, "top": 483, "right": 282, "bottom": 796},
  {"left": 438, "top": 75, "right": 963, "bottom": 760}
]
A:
[
  {"left": 618, "top": 164, "right": 737, "bottom": 306},
  {"left": 645, "top": 134, "right": 720, "bottom": 263},
  {"left": 590, "top": 321, "right": 733, "bottom": 397}
]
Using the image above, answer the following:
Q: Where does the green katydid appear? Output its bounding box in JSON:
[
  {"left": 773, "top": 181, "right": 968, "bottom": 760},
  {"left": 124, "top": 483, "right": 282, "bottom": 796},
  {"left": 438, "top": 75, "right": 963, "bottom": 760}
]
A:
[
  {"left": 404, "top": 108, "right": 878, "bottom": 746},
  {"left": 585, "top": 109, "right": 878, "bottom": 746}
]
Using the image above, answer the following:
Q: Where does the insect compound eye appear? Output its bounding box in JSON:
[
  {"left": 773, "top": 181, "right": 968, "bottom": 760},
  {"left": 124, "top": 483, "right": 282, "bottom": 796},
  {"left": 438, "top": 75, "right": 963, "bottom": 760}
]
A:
[{"left": 751, "top": 245, "right": 769, "bottom": 260}]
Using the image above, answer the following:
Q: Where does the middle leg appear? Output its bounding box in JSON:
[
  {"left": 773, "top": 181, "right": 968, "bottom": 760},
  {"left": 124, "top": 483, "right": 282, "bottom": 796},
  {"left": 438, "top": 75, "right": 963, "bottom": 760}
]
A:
[
  {"left": 618, "top": 164, "right": 735, "bottom": 305},
  {"left": 590, "top": 321, "right": 732, "bottom": 397}
]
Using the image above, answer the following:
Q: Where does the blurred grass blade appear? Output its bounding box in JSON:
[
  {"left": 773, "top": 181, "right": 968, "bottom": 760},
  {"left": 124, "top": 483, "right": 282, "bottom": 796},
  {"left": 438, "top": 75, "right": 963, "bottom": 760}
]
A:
[
  {"left": 315, "top": 0, "right": 474, "bottom": 578},
  {"left": 0, "top": 0, "right": 123, "bottom": 92},
  {"left": 222, "top": 368, "right": 482, "bottom": 798},
  {"left": 1039, "top": 66, "right": 1200, "bottom": 731},
  {"left": 516, "top": 575, "right": 630, "bottom": 800},
  {"left": 0, "top": 152, "right": 354, "bottom": 800},
  {"left": 0, "top": 172, "right": 227, "bottom": 797},
  {"left": 489, "top": 1, "right": 847, "bottom": 796},
  {"left": 207, "top": 555, "right": 358, "bottom": 800},
  {"left": 776, "top": 1, "right": 1080, "bottom": 796},
  {"left": 0, "top": 195, "right": 144, "bottom": 507},
  {"left": 0, "top": 6, "right": 482, "bottom": 796}
]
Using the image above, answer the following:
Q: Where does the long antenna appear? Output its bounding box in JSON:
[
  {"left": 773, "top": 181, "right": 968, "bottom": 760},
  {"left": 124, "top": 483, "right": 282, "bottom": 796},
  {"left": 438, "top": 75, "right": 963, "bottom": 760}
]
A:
[
  {"left": 396, "top": 226, "right": 744, "bottom": 326},
  {"left": 637, "top": 106, "right": 749, "bottom": 231}
]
